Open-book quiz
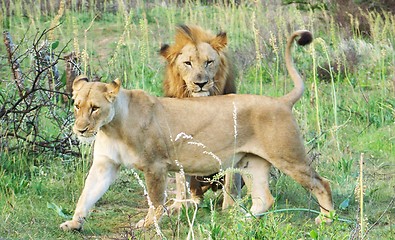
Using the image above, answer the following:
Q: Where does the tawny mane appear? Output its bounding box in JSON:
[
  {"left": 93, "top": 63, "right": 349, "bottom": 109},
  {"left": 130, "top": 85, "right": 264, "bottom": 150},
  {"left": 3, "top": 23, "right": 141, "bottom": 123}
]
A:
[{"left": 160, "top": 25, "right": 236, "bottom": 98}]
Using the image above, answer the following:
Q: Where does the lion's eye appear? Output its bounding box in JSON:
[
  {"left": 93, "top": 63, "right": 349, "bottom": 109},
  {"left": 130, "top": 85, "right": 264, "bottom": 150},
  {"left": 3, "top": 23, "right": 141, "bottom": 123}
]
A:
[
  {"left": 91, "top": 106, "right": 99, "bottom": 113},
  {"left": 74, "top": 105, "right": 80, "bottom": 111},
  {"left": 184, "top": 61, "right": 192, "bottom": 67},
  {"left": 205, "top": 60, "right": 214, "bottom": 67}
]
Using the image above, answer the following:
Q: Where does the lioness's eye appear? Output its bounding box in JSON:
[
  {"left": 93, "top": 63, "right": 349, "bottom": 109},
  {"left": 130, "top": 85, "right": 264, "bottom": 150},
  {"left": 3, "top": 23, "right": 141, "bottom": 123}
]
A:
[
  {"left": 74, "top": 105, "right": 80, "bottom": 110},
  {"left": 184, "top": 61, "right": 192, "bottom": 67}
]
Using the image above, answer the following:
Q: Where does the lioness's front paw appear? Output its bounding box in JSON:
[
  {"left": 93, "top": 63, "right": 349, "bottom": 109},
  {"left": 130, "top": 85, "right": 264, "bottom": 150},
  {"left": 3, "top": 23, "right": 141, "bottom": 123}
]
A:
[
  {"left": 60, "top": 220, "right": 82, "bottom": 231},
  {"left": 135, "top": 205, "right": 165, "bottom": 228}
]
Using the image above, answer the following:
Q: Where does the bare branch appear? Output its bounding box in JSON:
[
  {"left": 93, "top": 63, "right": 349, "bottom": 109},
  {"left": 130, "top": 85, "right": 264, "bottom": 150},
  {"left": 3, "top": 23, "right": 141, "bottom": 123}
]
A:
[{"left": 3, "top": 31, "right": 24, "bottom": 95}]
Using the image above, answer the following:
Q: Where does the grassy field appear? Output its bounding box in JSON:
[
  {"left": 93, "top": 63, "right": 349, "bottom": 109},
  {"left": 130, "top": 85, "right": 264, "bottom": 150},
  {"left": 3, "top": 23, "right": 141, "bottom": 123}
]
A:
[{"left": 1, "top": 0, "right": 395, "bottom": 239}]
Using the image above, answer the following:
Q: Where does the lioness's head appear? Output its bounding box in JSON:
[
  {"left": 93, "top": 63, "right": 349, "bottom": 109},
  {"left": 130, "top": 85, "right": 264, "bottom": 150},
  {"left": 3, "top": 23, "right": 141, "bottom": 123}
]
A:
[
  {"left": 160, "top": 25, "right": 228, "bottom": 97},
  {"left": 72, "top": 75, "right": 121, "bottom": 143}
]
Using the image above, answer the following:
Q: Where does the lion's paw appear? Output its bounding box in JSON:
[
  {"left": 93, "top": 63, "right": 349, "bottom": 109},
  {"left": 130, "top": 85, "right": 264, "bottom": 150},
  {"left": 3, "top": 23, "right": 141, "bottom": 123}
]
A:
[
  {"left": 190, "top": 196, "right": 202, "bottom": 206},
  {"left": 60, "top": 220, "right": 82, "bottom": 231}
]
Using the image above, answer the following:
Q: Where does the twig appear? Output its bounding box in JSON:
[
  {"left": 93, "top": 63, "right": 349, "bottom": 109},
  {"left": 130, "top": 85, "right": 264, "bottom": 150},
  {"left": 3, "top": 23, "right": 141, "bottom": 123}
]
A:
[
  {"left": 64, "top": 51, "right": 80, "bottom": 98},
  {"left": 3, "top": 31, "right": 24, "bottom": 96}
]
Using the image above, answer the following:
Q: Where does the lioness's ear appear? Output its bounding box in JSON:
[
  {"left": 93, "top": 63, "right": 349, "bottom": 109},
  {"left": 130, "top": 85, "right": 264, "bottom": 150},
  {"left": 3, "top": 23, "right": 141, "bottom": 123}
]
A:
[
  {"left": 73, "top": 75, "right": 89, "bottom": 91},
  {"left": 72, "top": 75, "right": 89, "bottom": 99},
  {"left": 210, "top": 32, "right": 227, "bottom": 51},
  {"left": 106, "top": 78, "right": 121, "bottom": 102}
]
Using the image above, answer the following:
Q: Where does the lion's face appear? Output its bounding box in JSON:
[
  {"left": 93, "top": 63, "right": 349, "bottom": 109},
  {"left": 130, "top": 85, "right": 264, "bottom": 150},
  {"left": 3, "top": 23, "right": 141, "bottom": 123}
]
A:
[
  {"left": 161, "top": 25, "right": 231, "bottom": 98},
  {"left": 72, "top": 76, "right": 120, "bottom": 143},
  {"left": 174, "top": 42, "right": 220, "bottom": 97}
]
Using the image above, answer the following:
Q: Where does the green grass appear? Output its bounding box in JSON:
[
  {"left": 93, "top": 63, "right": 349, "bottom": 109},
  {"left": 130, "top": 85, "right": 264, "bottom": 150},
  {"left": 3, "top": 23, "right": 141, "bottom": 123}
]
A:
[{"left": 1, "top": 0, "right": 395, "bottom": 239}]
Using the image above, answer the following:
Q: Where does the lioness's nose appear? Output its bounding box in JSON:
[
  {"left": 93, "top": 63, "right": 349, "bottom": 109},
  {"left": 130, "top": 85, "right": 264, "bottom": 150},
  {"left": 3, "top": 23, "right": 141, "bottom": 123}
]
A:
[
  {"left": 77, "top": 127, "right": 88, "bottom": 134},
  {"left": 194, "top": 81, "right": 207, "bottom": 89}
]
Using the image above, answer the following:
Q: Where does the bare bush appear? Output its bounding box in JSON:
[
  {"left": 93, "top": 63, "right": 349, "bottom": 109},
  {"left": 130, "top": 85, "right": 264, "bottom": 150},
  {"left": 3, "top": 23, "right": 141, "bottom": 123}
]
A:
[{"left": 1, "top": 28, "right": 80, "bottom": 156}]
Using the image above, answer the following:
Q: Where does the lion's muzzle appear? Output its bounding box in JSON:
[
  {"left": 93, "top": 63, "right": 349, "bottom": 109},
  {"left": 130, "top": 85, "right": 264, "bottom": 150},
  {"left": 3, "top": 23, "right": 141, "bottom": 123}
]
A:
[
  {"left": 194, "top": 81, "right": 208, "bottom": 90},
  {"left": 190, "top": 76, "right": 215, "bottom": 97},
  {"left": 191, "top": 80, "right": 210, "bottom": 97}
]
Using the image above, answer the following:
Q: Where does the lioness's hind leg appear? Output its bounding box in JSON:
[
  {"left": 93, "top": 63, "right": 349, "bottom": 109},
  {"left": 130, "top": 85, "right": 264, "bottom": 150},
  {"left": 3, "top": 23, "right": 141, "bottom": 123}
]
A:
[
  {"left": 239, "top": 154, "right": 274, "bottom": 216},
  {"left": 277, "top": 161, "right": 333, "bottom": 223}
]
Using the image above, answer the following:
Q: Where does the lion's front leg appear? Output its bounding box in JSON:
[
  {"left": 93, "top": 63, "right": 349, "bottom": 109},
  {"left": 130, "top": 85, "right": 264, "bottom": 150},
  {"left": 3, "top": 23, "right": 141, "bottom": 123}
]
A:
[
  {"left": 222, "top": 172, "right": 243, "bottom": 209},
  {"left": 60, "top": 156, "right": 120, "bottom": 231},
  {"left": 136, "top": 168, "right": 168, "bottom": 228}
]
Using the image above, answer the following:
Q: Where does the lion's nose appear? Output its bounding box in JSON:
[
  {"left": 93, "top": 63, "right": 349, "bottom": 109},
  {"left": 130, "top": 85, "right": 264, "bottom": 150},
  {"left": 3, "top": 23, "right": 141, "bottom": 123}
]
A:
[{"left": 194, "top": 81, "right": 207, "bottom": 89}]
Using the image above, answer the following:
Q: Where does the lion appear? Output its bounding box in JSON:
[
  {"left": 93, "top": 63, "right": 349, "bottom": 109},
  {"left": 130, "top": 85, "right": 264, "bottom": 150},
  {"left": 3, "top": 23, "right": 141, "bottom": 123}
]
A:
[
  {"left": 160, "top": 24, "right": 239, "bottom": 208},
  {"left": 60, "top": 30, "right": 333, "bottom": 231}
]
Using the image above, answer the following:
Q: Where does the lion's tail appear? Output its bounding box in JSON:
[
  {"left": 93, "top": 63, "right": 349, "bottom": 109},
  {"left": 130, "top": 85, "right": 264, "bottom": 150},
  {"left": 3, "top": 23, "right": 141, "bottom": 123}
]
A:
[{"left": 281, "top": 30, "right": 313, "bottom": 106}]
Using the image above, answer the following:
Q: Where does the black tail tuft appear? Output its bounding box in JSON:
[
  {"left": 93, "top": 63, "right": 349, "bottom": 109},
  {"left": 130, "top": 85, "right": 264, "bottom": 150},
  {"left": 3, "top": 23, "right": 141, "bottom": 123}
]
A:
[{"left": 297, "top": 31, "right": 313, "bottom": 46}]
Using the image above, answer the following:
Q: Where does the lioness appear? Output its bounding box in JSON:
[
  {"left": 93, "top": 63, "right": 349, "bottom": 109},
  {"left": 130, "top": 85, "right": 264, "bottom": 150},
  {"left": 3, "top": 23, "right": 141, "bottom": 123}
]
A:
[
  {"left": 60, "top": 30, "right": 333, "bottom": 231},
  {"left": 160, "top": 24, "right": 238, "bottom": 207}
]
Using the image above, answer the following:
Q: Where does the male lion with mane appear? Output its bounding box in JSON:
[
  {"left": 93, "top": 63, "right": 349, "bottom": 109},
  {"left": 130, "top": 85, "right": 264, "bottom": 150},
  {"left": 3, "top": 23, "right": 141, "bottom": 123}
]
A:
[
  {"left": 60, "top": 30, "right": 333, "bottom": 231},
  {"left": 160, "top": 24, "right": 236, "bottom": 97},
  {"left": 160, "top": 24, "right": 238, "bottom": 208}
]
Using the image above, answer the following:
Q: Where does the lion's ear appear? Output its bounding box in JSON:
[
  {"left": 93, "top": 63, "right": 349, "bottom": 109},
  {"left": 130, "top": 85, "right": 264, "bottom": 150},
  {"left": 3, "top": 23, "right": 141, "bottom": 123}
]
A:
[
  {"left": 160, "top": 44, "right": 171, "bottom": 59},
  {"left": 160, "top": 44, "right": 178, "bottom": 63},
  {"left": 106, "top": 78, "right": 121, "bottom": 102},
  {"left": 210, "top": 32, "right": 227, "bottom": 51},
  {"left": 72, "top": 75, "right": 89, "bottom": 99}
]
